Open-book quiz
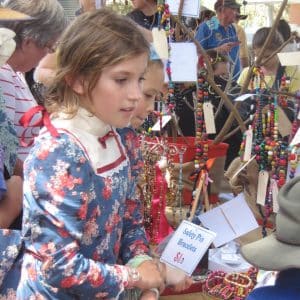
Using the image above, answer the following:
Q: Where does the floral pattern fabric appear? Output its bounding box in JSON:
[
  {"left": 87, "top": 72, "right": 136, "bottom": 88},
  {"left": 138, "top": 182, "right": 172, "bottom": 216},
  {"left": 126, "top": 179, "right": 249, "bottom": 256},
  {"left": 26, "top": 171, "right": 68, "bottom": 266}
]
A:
[
  {"left": 0, "top": 118, "right": 149, "bottom": 299},
  {"left": 0, "top": 89, "right": 18, "bottom": 176}
]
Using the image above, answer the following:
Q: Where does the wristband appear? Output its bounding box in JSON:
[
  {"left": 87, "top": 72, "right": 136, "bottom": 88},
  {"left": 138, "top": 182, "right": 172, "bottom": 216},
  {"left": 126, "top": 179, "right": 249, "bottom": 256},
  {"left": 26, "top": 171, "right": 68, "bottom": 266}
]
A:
[
  {"left": 126, "top": 266, "right": 141, "bottom": 289},
  {"left": 149, "top": 288, "right": 160, "bottom": 299}
]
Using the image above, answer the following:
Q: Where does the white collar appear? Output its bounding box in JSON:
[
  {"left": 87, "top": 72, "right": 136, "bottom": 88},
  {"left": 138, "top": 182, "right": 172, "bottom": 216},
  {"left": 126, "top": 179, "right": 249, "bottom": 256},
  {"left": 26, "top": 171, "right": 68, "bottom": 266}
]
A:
[
  {"left": 50, "top": 107, "right": 127, "bottom": 176},
  {"left": 54, "top": 107, "right": 112, "bottom": 138}
]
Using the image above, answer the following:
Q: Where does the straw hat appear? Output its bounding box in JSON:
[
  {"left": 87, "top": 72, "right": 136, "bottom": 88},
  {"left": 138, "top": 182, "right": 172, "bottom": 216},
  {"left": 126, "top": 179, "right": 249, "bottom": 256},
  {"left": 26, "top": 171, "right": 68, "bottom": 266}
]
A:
[
  {"left": 0, "top": 7, "right": 31, "bottom": 21},
  {"left": 241, "top": 176, "right": 300, "bottom": 271}
]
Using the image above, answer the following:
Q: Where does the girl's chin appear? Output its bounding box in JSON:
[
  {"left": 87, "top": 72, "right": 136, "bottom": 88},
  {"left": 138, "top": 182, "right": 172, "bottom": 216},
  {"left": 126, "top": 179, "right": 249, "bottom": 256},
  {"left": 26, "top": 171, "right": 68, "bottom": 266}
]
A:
[{"left": 130, "top": 117, "right": 143, "bottom": 129}]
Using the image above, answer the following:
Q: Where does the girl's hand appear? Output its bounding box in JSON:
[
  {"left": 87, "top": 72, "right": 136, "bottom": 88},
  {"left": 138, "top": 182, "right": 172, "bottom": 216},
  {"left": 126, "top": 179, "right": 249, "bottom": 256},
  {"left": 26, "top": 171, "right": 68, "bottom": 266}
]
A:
[
  {"left": 169, "top": 276, "right": 194, "bottom": 293},
  {"left": 135, "top": 260, "right": 165, "bottom": 291}
]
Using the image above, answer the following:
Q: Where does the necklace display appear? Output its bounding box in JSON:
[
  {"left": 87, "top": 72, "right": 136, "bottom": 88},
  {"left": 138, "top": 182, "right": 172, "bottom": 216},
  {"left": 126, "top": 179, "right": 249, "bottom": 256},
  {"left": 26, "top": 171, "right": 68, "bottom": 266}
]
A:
[
  {"left": 288, "top": 93, "right": 300, "bottom": 179},
  {"left": 140, "top": 136, "right": 187, "bottom": 244},
  {"left": 239, "top": 67, "right": 299, "bottom": 236}
]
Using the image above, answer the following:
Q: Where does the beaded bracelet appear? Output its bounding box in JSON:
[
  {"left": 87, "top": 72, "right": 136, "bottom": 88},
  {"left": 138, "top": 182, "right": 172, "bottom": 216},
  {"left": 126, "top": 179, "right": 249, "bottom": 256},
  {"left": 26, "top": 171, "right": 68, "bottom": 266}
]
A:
[
  {"left": 205, "top": 270, "right": 226, "bottom": 291},
  {"left": 224, "top": 272, "right": 254, "bottom": 298}
]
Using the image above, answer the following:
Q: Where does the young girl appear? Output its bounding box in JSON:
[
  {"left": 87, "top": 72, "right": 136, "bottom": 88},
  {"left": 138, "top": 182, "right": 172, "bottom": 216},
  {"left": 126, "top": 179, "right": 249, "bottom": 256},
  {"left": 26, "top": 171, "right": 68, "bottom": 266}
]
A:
[
  {"left": 130, "top": 58, "right": 165, "bottom": 130},
  {"left": 124, "top": 54, "right": 193, "bottom": 299},
  {"left": 1, "top": 9, "right": 166, "bottom": 299}
]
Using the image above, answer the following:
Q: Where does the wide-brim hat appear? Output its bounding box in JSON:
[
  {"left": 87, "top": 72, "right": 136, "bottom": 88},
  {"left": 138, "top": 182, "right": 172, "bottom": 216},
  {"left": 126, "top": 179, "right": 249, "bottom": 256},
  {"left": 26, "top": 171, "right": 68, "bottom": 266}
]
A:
[
  {"left": 241, "top": 176, "right": 300, "bottom": 271},
  {"left": 0, "top": 7, "right": 31, "bottom": 21}
]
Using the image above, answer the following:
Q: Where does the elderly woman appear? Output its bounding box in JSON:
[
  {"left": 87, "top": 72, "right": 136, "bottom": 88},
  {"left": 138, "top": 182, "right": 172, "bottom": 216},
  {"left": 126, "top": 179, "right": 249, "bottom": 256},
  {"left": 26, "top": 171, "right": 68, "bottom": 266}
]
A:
[{"left": 0, "top": 0, "right": 66, "bottom": 175}]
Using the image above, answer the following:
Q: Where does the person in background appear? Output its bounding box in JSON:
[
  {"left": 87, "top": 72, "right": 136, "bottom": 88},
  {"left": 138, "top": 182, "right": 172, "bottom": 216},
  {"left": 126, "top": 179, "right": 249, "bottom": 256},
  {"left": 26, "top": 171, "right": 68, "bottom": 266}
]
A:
[
  {"left": 198, "top": 8, "right": 216, "bottom": 25},
  {"left": 195, "top": 0, "right": 241, "bottom": 80},
  {"left": 130, "top": 60, "right": 165, "bottom": 130},
  {"left": 184, "top": 8, "right": 216, "bottom": 36},
  {"left": 123, "top": 51, "right": 193, "bottom": 300},
  {"left": 234, "top": 7, "right": 249, "bottom": 68},
  {"left": 35, "top": 0, "right": 98, "bottom": 90},
  {"left": 277, "top": 19, "right": 297, "bottom": 52},
  {"left": 0, "top": 0, "right": 66, "bottom": 176},
  {"left": 206, "top": 49, "right": 247, "bottom": 169},
  {"left": 0, "top": 8, "right": 167, "bottom": 299},
  {"left": 127, "top": 0, "right": 158, "bottom": 30},
  {"left": 35, "top": 0, "right": 153, "bottom": 89},
  {"left": 75, "top": 0, "right": 96, "bottom": 16},
  {"left": 0, "top": 8, "right": 30, "bottom": 229},
  {"left": 238, "top": 27, "right": 300, "bottom": 93},
  {"left": 241, "top": 176, "right": 300, "bottom": 299}
]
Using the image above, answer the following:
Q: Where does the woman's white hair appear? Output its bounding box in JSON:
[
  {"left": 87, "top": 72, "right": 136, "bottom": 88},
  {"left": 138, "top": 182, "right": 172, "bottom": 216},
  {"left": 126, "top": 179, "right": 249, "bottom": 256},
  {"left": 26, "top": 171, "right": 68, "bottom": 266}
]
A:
[{"left": 1, "top": 0, "right": 67, "bottom": 47}]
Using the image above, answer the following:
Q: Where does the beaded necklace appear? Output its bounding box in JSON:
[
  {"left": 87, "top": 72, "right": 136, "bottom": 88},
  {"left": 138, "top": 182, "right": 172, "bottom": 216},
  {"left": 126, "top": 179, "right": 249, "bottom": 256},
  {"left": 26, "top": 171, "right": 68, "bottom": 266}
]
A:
[{"left": 239, "top": 66, "right": 299, "bottom": 236}]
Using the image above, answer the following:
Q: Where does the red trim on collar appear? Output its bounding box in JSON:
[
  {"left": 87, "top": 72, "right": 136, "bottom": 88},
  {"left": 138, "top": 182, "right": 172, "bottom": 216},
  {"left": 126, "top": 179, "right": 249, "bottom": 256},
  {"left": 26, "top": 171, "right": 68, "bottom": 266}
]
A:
[{"left": 96, "top": 133, "right": 126, "bottom": 174}]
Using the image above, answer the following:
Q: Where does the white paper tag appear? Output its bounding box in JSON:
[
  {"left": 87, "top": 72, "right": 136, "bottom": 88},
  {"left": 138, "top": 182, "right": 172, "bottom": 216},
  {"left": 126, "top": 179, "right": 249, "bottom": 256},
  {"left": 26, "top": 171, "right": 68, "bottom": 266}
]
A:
[
  {"left": 271, "top": 179, "right": 279, "bottom": 213},
  {"left": 234, "top": 94, "right": 254, "bottom": 102},
  {"left": 151, "top": 115, "right": 172, "bottom": 131},
  {"left": 166, "top": 0, "right": 201, "bottom": 18},
  {"left": 152, "top": 28, "right": 168, "bottom": 60},
  {"left": 290, "top": 128, "right": 300, "bottom": 147},
  {"left": 278, "top": 106, "right": 292, "bottom": 137},
  {"left": 243, "top": 128, "right": 253, "bottom": 162},
  {"left": 160, "top": 220, "right": 216, "bottom": 275},
  {"left": 277, "top": 51, "right": 300, "bottom": 66},
  {"left": 198, "top": 194, "right": 258, "bottom": 247},
  {"left": 166, "top": 43, "right": 198, "bottom": 82},
  {"left": 256, "top": 170, "right": 269, "bottom": 206},
  {"left": 297, "top": 110, "right": 300, "bottom": 120},
  {"left": 203, "top": 102, "right": 216, "bottom": 134}
]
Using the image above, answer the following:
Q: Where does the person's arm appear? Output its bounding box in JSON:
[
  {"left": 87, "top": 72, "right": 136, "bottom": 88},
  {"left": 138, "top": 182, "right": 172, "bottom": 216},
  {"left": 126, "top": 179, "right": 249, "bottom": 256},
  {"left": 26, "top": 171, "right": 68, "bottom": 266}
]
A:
[
  {"left": 237, "top": 25, "right": 249, "bottom": 68},
  {"left": 0, "top": 66, "right": 17, "bottom": 123},
  {"left": 0, "top": 175, "right": 22, "bottom": 228},
  {"left": 195, "top": 23, "right": 210, "bottom": 49},
  {"left": 237, "top": 67, "right": 249, "bottom": 87},
  {"left": 34, "top": 53, "right": 57, "bottom": 87}
]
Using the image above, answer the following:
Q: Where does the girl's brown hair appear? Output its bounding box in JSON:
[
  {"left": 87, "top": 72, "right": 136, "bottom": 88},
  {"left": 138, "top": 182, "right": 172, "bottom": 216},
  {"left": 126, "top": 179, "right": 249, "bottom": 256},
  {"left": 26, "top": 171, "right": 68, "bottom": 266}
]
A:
[
  {"left": 252, "top": 27, "right": 284, "bottom": 52},
  {"left": 46, "top": 8, "right": 150, "bottom": 116}
]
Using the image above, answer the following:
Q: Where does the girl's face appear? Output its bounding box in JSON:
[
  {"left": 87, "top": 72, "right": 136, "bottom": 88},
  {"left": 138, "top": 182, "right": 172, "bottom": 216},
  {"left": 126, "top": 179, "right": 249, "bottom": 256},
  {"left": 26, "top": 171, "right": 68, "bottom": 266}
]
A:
[
  {"left": 254, "top": 48, "right": 279, "bottom": 74},
  {"left": 78, "top": 53, "right": 148, "bottom": 128},
  {"left": 9, "top": 38, "right": 51, "bottom": 73},
  {"left": 80, "top": 0, "right": 96, "bottom": 12},
  {"left": 131, "top": 0, "right": 151, "bottom": 10},
  {"left": 130, "top": 63, "right": 164, "bottom": 129}
]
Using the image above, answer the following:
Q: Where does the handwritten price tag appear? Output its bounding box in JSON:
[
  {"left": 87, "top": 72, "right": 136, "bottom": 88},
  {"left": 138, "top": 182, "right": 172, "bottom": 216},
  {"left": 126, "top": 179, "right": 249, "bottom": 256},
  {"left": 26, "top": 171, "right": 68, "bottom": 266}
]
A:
[
  {"left": 160, "top": 220, "right": 216, "bottom": 275},
  {"left": 173, "top": 252, "right": 185, "bottom": 264}
]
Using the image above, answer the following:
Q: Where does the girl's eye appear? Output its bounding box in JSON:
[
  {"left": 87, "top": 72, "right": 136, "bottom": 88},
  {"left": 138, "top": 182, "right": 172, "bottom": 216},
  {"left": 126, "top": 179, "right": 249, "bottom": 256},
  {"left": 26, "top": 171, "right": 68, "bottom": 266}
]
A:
[
  {"left": 139, "top": 77, "right": 145, "bottom": 83},
  {"left": 115, "top": 78, "right": 127, "bottom": 84},
  {"left": 144, "top": 93, "right": 155, "bottom": 100}
]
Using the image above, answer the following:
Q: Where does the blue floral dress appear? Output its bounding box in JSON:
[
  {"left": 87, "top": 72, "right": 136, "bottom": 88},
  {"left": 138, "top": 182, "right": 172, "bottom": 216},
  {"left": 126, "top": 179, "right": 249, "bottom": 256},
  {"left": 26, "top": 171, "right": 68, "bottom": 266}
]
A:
[{"left": 0, "top": 108, "right": 150, "bottom": 299}]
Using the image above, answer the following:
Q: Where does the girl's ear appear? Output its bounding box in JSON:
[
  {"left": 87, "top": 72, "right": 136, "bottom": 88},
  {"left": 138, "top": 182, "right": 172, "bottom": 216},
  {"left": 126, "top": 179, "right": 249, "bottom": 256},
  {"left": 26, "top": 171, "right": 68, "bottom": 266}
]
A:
[{"left": 65, "top": 74, "right": 85, "bottom": 95}]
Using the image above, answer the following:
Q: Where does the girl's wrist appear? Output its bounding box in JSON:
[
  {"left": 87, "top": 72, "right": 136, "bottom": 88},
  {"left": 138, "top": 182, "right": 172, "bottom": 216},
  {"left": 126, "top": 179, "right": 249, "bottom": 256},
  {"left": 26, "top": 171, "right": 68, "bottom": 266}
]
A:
[
  {"left": 148, "top": 288, "right": 160, "bottom": 299},
  {"left": 125, "top": 266, "right": 141, "bottom": 289}
]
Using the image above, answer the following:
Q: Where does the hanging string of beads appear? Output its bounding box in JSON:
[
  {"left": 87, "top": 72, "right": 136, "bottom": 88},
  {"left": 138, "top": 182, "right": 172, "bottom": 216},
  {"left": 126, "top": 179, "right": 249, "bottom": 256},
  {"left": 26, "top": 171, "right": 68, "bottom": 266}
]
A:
[
  {"left": 194, "top": 70, "right": 209, "bottom": 172},
  {"left": 288, "top": 92, "right": 300, "bottom": 179}
]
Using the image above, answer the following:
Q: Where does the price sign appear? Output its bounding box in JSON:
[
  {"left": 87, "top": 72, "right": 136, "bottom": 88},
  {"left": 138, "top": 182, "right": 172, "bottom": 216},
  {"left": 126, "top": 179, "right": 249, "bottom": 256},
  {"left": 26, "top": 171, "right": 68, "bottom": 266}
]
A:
[{"left": 160, "top": 220, "right": 216, "bottom": 275}]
